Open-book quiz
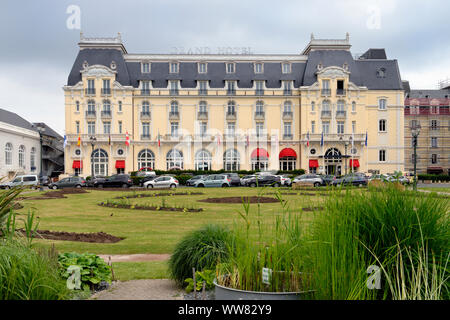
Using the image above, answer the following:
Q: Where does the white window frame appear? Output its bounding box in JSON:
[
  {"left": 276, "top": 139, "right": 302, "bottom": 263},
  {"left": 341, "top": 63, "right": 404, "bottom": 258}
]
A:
[
  {"left": 169, "top": 62, "right": 179, "bottom": 74},
  {"left": 226, "top": 63, "right": 235, "bottom": 74},
  {"left": 379, "top": 119, "right": 387, "bottom": 132},
  {"left": 198, "top": 62, "right": 207, "bottom": 74},
  {"left": 141, "top": 62, "right": 151, "bottom": 73},
  {"left": 282, "top": 62, "right": 291, "bottom": 74},
  {"left": 379, "top": 149, "right": 386, "bottom": 162},
  {"left": 254, "top": 62, "right": 263, "bottom": 74},
  {"left": 378, "top": 98, "right": 387, "bottom": 110}
]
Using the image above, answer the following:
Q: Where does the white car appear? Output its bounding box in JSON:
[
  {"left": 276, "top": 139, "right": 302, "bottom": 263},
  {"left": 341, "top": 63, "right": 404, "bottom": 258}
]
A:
[
  {"left": 278, "top": 175, "right": 292, "bottom": 186},
  {"left": 144, "top": 176, "right": 179, "bottom": 189},
  {"left": 2, "top": 175, "right": 40, "bottom": 189}
]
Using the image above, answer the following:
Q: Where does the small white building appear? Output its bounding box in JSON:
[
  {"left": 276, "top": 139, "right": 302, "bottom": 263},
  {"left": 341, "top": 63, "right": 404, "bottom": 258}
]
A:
[{"left": 0, "top": 108, "right": 41, "bottom": 180}]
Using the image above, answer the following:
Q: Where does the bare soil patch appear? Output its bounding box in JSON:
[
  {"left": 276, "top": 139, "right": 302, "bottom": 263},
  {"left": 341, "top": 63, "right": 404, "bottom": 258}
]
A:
[
  {"left": 99, "top": 202, "right": 203, "bottom": 212},
  {"left": 17, "top": 229, "right": 124, "bottom": 243},
  {"left": 21, "top": 188, "right": 89, "bottom": 200},
  {"left": 199, "top": 196, "right": 279, "bottom": 204},
  {"left": 115, "top": 192, "right": 204, "bottom": 199}
]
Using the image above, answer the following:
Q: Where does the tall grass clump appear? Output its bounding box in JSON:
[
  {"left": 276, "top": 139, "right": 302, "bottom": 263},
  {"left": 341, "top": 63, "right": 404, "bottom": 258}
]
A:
[
  {"left": 310, "top": 186, "right": 449, "bottom": 299},
  {"left": 0, "top": 239, "right": 69, "bottom": 300},
  {"left": 169, "top": 224, "right": 233, "bottom": 285}
]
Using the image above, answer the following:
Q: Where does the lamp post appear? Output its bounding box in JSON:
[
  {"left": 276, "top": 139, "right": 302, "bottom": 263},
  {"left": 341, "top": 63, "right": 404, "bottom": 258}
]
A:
[
  {"left": 89, "top": 136, "right": 97, "bottom": 177},
  {"left": 344, "top": 140, "right": 349, "bottom": 175},
  {"left": 36, "top": 124, "right": 46, "bottom": 191},
  {"left": 411, "top": 127, "right": 421, "bottom": 191}
]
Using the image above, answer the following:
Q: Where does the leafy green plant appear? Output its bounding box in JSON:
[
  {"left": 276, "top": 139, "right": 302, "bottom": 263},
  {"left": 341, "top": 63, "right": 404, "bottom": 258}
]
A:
[
  {"left": 58, "top": 252, "right": 112, "bottom": 291},
  {"left": 184, "top": 269, "right": 215, "bottom": 293},
  {"left": 0, "top": 186, "right": 23, "bottom": 233},
  {"left": 169, "top": 224, "right": 233, "bottom": 285}
]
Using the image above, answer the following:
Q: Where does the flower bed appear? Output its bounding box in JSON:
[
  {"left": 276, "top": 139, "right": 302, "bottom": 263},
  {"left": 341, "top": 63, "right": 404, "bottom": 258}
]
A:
[{"left": 99, "top": 200, "right": 203, "bottom": 212}]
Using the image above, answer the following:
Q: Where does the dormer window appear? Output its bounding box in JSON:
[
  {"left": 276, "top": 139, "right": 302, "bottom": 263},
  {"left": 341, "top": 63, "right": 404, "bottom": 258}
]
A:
[
  {"left": 198, "top": 62, "right": 207, "bottom": 74},
  {"left": 376, "top": 68, "right": 386, "bottom": 78},
  {"left": 226, "top": 63, "right": 235, "bottom": 74},
  {"left": 142, "top": 62, "right": 150, "bottom": 73},
  {"left": 282, "top": 63, "right": 291, "bottom": 74},
  {"left": 254, "top": 63, "right": 263, "bottom": 74},
  {"left": 170, "top": 62, "right": 179, "bottom": 73}
]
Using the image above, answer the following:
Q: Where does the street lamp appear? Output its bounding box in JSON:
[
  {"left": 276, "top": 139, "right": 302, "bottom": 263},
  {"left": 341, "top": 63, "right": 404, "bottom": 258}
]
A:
[
  {"left": 89, "top": 136, "right": 97, "bottom": 177},
  {"left": 36, "top": 124, "right": 46, "bottom": 191},
  {"left": 344, "top": 140, "right": 349, "bottom": 175},
  {"left": 411, "top": 126, "right": 421, "bottom": 191}
]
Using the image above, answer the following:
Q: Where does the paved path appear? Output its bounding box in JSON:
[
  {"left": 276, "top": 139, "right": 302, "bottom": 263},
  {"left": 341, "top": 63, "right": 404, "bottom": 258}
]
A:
[
  {"left": 98, "top": 253, "right": 170, "bottom": 263},
  {"left": 90, "top": 279, "right": 184, "bottom": 300}
]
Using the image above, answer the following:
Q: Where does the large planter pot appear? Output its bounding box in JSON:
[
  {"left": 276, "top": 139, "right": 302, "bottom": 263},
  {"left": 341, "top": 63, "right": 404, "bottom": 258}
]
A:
[{"left": 214, "top": 280, "right": 314, "bottom": 300}]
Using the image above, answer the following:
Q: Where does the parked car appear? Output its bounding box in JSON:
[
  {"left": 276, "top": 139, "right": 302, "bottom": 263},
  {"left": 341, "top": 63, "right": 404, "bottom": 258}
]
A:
[
  {"left": 48, "top": 176, "right": 87, "bottom": 189},
  {"left": 277, "top": 175, "right": 292, "bottom": 186},
  {"left": 144, "top": 175, "right": 179, "bottom": 189},
  {"left": 136, "top": 167, "right": 156, "bottom": 177},
  {"left": 39, "top": 175, "right": 51, "bottom": 186},
  {"left": 245, "top": 175, "right": 281, "bottom": 187},
  {"left": 240, "top": 175, "right": 256, "bottom": 186},
  {"left": 292, "top": 174, "right": 324, "bottom": 187},
  {"left": 1, "top": 175, "right": 40, "bottom": 189},
  {"left": 320, "top": 174, "right": 338, "bottom": 185},
  {"left": 368, "top": 174, "right": 389, "bottom": 182},
  {"left": 194, "top": 175, "right": 231, "bottom": 188},
  {"left": 93, "top": 174, "right": 133, "bottom": 188},
  {"left": 223, "top": 173, "right": 241, "bottom": 186},
  {"left": 332, "top": 173, "right": 368, "bottom": 187},
  {"left": 185, "top": 175, "right": 207, "bottom": 186},
  {"left": 139, "top": 175, "right": 157, "bottom": 187},
  {"left": 387, "top": 175, "right": 410, "bottom": 185}
]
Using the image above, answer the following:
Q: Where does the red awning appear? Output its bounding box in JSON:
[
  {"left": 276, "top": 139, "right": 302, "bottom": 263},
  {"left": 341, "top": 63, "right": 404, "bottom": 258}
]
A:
[
  {"left": 115, "top": 160, "right": 125, "bottom": 169},
  {"left": 279, "top": 148, "right": 297, "bottom": 159},
  {"left": 251, "top": 148, "right": 269, "bottom": 159},
  {"left": 309, "top": 160, "right": 319, "bottom": 168},
  {"left": 349, "top": 159, "right": 360, "bottom": 168},
  {"left": 72, "top": 160, "right": 83, "bottom": 169}
]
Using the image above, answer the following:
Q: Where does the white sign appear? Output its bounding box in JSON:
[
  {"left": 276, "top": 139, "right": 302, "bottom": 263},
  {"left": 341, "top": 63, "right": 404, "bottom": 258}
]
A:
[{"left": 262, "top": 267, "right": 272, "bottom": 285}]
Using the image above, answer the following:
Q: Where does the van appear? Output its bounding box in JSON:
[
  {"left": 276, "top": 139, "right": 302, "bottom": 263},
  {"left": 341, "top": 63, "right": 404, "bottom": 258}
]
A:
[{"left": 3, "top": 175, "right": 40, "bottom": 189}]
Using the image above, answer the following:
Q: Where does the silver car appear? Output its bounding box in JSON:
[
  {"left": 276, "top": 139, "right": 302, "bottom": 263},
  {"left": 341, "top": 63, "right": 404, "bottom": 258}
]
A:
[
  {"left": 3, "top": 175, "right": 40, "bottom": 189},
  {"left": 144, "top": 176, "right": 179, "bottom": 189},
  {"left": 194, "top": 175, "right": 231, "bottom": 188},
  {"left": 292, "top": 174, "right": 324, "bottom": 187}
]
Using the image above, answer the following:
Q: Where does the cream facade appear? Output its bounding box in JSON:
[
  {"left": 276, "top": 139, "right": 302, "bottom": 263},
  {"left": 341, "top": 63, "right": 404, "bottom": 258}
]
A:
[{"left": 63, "top": 33, "right": 404, "bottom": 176}]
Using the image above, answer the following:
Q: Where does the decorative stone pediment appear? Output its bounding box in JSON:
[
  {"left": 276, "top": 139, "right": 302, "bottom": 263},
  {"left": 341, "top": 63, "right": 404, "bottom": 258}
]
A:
[
  {"left": 81, "top": 64, "right": 116, "bottom": 78},
  {"left": 316, "top": 66, "right": 350, "bottom": 79}
]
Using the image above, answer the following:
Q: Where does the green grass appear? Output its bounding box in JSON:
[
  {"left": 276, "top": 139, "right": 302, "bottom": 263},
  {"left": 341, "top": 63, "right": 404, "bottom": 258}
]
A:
[
  {"left": 112, "top": 261, "right": 169, "bottom": 281},
  {"left": 419, "top": 187, "right": 450, "bottom": 194},
  {"left": 16, "top": 187, "right": 322, "bottom": 255}
]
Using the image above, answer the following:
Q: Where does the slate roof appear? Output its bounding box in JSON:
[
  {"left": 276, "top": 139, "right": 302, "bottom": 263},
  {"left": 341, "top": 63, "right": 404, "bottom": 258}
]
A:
[
  {"left": 67, "top": 44, "right": 403, "bottom": 91},
  {"left": 406, "top": 89, "right": 450, "bottom": 99},
  {"left": 0, "top": 108, "right": 38, "bottom": 132},
  {"left": 32, "top": 122, "right": 63, "bottom": 140}
]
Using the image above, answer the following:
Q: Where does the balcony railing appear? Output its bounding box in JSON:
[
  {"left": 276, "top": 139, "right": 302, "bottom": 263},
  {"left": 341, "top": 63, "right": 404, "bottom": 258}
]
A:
[
  {"left": 321, "top": 89, "right": 331, "bottom": 96},
  {"left": 226, "top": 111, "right": 237, "bottom": 120},
  {"left": 336, "top": 89, "right": 346, "bottom": 96},
  {"left": 101, "top": 111, "right": 112, "bottom": 118},
  {"left": 283, "top": 89, "right": 292, "bottom": 96},
  {"left": 227, "top": 89, "right": 236, "bottom": 96},
  {"left": 283, "top": 134, "right": 293, "bottom": 140},
  {"left": 170, "top": 89, "right": 179, "bottom": 95},
  {"left": 198, "top": 89, "right": 208, "bottom": 95},
  {"left": 85, "top": 111, "right": 96, "bottom": 118},
  {"left": 336, "top": 110, "right": 347, "bottom": 118},
  {"left": 101, "top": 88, "right": 111, "bottom": 95},
  {"left": 141, "top": 134, "right": 151, "bottom": 140},
  {"left": 301, "top": 133, "right": 365, "bottom": 143},
  {"left": 169, "top": 111, "right": 180, "bottom": 120},
  {"left": 140, "top": 111, "right": 151, "bottom": 119},
  {"left": 282, "top": 111, "right": 293, "bottom": 119},
  {"left": 85, "top": 88, "right": 96, "bottom": 95},
  {"left": 321, "top": 110, "right": 332, "bottom": 118},
  {"left": 141, "top": 90, "right": 150, "bottom": 96},
  {"left": 255, "top": 89, "right": 264, "bottom": 95},
  {"left": 254, "top": 111, "right": 265, "bottom": 119},
  {"left": 197, "top": 111, "right": 208, "bottom": 120}
]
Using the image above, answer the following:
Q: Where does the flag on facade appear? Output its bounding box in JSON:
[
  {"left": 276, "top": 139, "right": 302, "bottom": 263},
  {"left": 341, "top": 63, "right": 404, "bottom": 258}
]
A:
[
  {"left": 217, "top": 134, "right": 221, "bottom": 146},
  {"left": 125, "top": 131, "right": 130, "bottom": 146},
  {"left": 365, "top": 131, "right": 368, "bottom": 147},
  {"left": 108, "top": 134, "right": 111, "bottom": 145},
  {"left": 158, "top": 131, "right": 161, "bottom": 147},
  {"left": 306, "top": 131, "right": 310, "bottom": 147},
  {"left": 320, "top": 132, "right": 324, "bottom": 147},
  {"left": 77, "top": 134, "right": 81, "bottom": 147},
  {"left": 63, "top": 135, "right": 67, "bottom": 149}
]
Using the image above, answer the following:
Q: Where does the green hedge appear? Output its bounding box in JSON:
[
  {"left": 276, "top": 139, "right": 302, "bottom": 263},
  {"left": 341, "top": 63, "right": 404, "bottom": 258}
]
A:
[{"left": 417, "top": 174, "right": 450, "bottom": 182}]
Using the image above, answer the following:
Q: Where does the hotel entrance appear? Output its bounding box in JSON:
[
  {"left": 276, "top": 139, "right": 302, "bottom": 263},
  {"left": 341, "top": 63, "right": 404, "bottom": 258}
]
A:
[{"left": 324, "top": 148, "right": 342, "bottom": 175}]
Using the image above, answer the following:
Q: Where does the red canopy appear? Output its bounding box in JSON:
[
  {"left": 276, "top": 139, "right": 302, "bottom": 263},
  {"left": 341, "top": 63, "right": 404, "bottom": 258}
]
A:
[
  {"left": 279, "top": 148, "right": 297, "bottom": 159},
  {"left": 251, "top": 148, "right": 269, "bottom": 159},
  {"left": 115, "top": 160, "right": 125, "bottom": 169},
  {"left": 72, "top": 160, "right": 83, "bottom": 169},
  {"left": 349, "top": 159, "right": 360, "bottom": 168},
  {"left": 309, "top": 160, "right": 319, "bottom": 168}
]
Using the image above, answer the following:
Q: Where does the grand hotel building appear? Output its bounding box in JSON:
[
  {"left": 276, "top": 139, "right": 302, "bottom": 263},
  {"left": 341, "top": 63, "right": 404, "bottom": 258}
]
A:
[{"left": 64, "top": 33, "right": 405, "bottom": 176}]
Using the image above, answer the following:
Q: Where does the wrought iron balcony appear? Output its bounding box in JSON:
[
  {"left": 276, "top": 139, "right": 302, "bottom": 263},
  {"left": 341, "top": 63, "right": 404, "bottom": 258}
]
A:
[
  {"left": 227, "top": 89, "right": 236, "bottom": 96},
  {"left": 321, "top": 110, "right": 332, "bottom": 118},
  {"left": 336, "top": 89, "right": 346, "bottom": 96},
  {"left": 169, "top": 111, "right": 180, "bottom": 120},
  {"left": 140, "top": 90, "right": 150, "bottom": 96},
  {"left": 101, "top": 88, "right": 111, "bottom": 95},
  {"left": 254, "top": 111, "right": 265, "bottom": 120},
  {"left": 140, "top": 134, "right": 151, "bottom": 140},
  {"left": 85, "top": 88, "right": 96, "bottom": 95},
  {"left": 282, "top": 111, "right": 293, "bottom": 120},
  {"left": 197, "top": 111, "right": 208, "bottom": 120},
  {"left": 198, "top": 89, "right": 208, "bottom": 95},
  {"left": 226, "top": 111, "right": 237, "bottom": 120},
  {"left": 169, "top": 89, "right": 179, "bottom": 96},
  {"left": 321, "top": 89, "right": 331, "bottom": 96},
  {"left": 140, "top": 111, "right": 151, "bottom": 119},
  {"left": 283, "top": 89, "right": 292, "bottom": 96},
  {"left": 283, "top": 134, "right": 293, "bottom": 140},
  {"left": 101, "top": 111, "right": 112, "bottom": 118},
  {"left": 85, "top": 111, "right": 96, "bottom": 118},
  {"left": 336, "top": 111, "right": 347, "bottom": 118},
  {"left": 255, "top": 89, "right": 264, "bottom": 95}
]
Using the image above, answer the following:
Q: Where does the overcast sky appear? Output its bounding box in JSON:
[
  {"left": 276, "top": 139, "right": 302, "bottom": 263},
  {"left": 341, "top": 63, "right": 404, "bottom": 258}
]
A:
[{"left": 0, "top": 0, "right": 449, "bottom": 135}]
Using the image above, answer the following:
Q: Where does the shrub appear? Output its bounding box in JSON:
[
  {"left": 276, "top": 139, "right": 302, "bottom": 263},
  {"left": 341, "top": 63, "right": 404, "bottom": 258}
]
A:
[
  {"left": 309, "top": 186, "right": 449, "bottom": 299},
  {"left": 417, "top": 174, "right": 450, "bottom": 182},
  {"left": 175, "top": 174, "right": 193, "bottom": 186},
  {"left": 169, "top": 224, "right": 233, "bottom": 285},
  {"left": 58, "top": 252, "right": 112, "bottom": 291},
  {"left": 0, "top": 239, "right": 69, "bottom": 300}
]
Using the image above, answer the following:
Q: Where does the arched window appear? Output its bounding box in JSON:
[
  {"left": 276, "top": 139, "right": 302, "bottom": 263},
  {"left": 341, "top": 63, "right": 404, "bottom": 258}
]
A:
[
  {"left": 166, "top": 149, "right": 183, "bottom": 170},
  {"left": 170, "top": 100, "right": 178, "bottom": 113},
  {"left": 30, "top": 147, "right": 36, "bottom": 171},
  {"left": 138, "top": 149, "right": 155, "bottom": 170},
  {"left": 91, "top": 149, "right": 108, "bottom": 176},
  {"left": 379, "top": 119, "right": 387, "bottom": 132},
  {"left": 5, "top": 143, "right": 12, "bottom": 165},
  {"left": 227, "top": 101, "right": 236, "bottom": 114},
  {"left": 103, "top": 100, "right": 111, "bottom": 112},
  {"left": 311, "top": 101, "right": 315, "bottom": 111},
  {"left": 379, "top": 99, "right": 387, "bottom": 110},
  {"left": 283, "top": 101, "right": 292, "bottom": 113},
  {"left": 195, "top": 149, "right": 212, "bottom": 171},
  {"left": 352, "top": 101, "right": 356, "bottom": 112},
  {"left": 18, "top": 145, "right": 25, "bottom": 168},
  {"left": 223, "top": 149, "right": 240, "bottom": 171},
  {"left": 87, "top": 100, "right": 96, "bottom": 113},
  {"left": 322, "top": 100, "right": 330, "bottom": 111},
  {"left": 337, "top": 100, "right": 345, "bottom": 111}
]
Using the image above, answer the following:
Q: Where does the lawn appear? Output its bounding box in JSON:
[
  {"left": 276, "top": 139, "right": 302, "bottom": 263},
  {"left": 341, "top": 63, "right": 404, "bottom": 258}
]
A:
[
  {"left": 419, "top": 187, "right": 450, "bottom": 194},
  {"left": 15, "top": 186, "right": 330, "bottom": 280}
]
